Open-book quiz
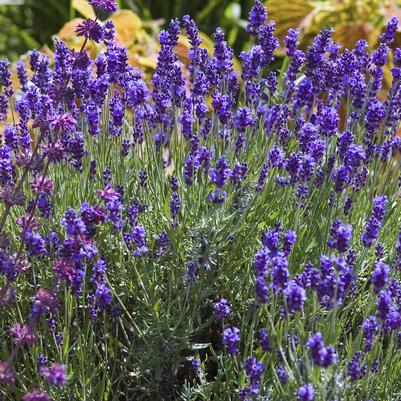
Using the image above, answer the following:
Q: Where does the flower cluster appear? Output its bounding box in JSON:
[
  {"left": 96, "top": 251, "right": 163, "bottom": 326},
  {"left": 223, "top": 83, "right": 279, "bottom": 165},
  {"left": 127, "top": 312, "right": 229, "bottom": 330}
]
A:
[
  {"left": 0, "top": 0, "right": 401, "bottom": 399},
  {"left": 306, "top": 332, "right": 338, "bottom": 368}
]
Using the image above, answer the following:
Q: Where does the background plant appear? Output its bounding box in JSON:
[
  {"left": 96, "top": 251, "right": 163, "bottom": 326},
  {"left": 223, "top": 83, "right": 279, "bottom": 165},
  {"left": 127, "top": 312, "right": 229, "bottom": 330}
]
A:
[
  {"left": 3, "top": 0, "right": 401, "bottom": 62},
  {"left": 1, "top": 1, "right": 401, "bottom": 401}
]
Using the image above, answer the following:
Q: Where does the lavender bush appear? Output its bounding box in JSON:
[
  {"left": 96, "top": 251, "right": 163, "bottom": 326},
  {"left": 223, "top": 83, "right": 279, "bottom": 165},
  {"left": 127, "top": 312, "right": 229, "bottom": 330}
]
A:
[{"left": 1, "top": 0, "right": 401, "bottom": 400}]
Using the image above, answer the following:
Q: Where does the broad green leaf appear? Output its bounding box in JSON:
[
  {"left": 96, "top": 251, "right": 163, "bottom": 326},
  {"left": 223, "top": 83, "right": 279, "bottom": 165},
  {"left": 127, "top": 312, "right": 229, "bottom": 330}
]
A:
[
  {"left": 191, "top": 343, "right": 211, "bottom": 350},
  {"left": 0, "top": 0, "right": 24, "bottom": 4},
  {"left": 224, "top": 2, "right": 241, "bottom": 21},
  {"left": 72, "top": 0, "right": 96, "bottom": 20},
  {"left": 57, "top": 18, "right": 84, "bottom": 41},
  {"left": 111, "top": 9, "right": 142, "bottom": 46},
  {"left": 332, "top": 22, "right": 378, "bottom": 50}
]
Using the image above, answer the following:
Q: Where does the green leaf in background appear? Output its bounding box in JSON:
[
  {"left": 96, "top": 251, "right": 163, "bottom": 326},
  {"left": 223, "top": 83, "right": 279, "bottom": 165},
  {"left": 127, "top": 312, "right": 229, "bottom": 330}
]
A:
[
  {"left": 72, "top": 0, "right": 95, "bottom": 19},
  {"left": 0, "top": 0, "right": 24, "bottom": 4}
]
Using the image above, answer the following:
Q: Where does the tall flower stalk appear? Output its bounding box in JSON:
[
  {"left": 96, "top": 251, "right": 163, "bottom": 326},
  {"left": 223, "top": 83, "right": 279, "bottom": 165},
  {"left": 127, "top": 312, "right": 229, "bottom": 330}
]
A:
[{"left": 1, "top": 1, "right": 401, "bottom": 400}]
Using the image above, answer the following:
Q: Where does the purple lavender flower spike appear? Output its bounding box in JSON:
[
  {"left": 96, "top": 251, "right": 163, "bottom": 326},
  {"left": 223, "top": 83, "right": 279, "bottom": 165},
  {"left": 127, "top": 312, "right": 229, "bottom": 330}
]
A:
[
  {"left": 307, "top": 332, "right": 338, "bottom": 367},
  {"left": 371, "top": 261, "right": 389, "bottom": 293},
  {"left": 222, "top": 327, "right": 240, "bottom": 355},
  {"left": 75, "top": 19, "right": 103, "bottom": 43},
  {"left": 191, "top": 359, "right": 201, "bottom": 376},
  {"left": 297, "top": 384, "right": 314, "bottom": 401},
  {"left": 10, "top": 323, "right": 36, "bottom": 346},
  {"left": 23, "top": 390, "right": 51, "bottom": 401},
  {"left": 40, "top": 363, "right": 67, "bottom": 386},
  {"left": 277, "top": 366, "right": 288, "bottom": 384},
  {"left": 259, "top": 328, "right": 271, "bottom": 352},
  {"left": 89, "top": 0, "right": 118, "bottom": 15},
  {"left": 246, "top": 0, "right": 268, "bottom": 36},
  {"left": 362, "top": 195, "right": 388, "bottom": 248},
  {"left": 327, "top": 220, "right": 352, "bottom": 253},
  {"left": 214, "top": 298, "right": 231, "bottom": 321},
  {"left": 362, "top": 316, "right": 379, "bottom": 351},
  {"left": 284, "top": 280, "right": 306, "bottom": 313},
  {"left": 244, "top": 356, "right": 264, "bottom": 385},
  {"left": 0, "top": 361, "right": 16, "bottom": 384}
]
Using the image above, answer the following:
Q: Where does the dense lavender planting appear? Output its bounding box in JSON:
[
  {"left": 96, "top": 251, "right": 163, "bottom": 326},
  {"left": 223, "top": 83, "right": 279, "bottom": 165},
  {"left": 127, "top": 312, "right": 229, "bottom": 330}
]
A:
[{"left": 1, "top": 0, "right": 401, "bottom": 399}]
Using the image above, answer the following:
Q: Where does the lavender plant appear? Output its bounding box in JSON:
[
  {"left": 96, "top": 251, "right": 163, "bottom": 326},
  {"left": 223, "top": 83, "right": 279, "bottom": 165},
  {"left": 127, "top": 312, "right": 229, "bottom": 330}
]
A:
[{"left": 1, "top": 1, "right": 401, "bottom": 400}]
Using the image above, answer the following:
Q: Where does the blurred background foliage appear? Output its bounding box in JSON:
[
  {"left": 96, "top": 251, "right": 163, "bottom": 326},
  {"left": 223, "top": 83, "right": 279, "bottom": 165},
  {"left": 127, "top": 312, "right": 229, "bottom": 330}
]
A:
[
  {"left": 1, "top": 0, "right": 401, "bottom": 64},
  {"left": 0, "top": 0, "right": 250, "bottom": 61}
]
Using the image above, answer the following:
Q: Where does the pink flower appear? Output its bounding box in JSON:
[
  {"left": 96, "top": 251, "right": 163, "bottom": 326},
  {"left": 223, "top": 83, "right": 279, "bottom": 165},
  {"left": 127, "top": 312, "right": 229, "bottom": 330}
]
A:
[
  {"left": 49, "top": 112, "right": 76, "bottom": 133},
  {"left": 23, "top": 389, "right": 51, "bottom": 401},
  {"left": 9, "top": 323, "right": 36, "bottom": 346},
  {"left": 32, "top": 289, "right": 58, "bottom": 316},
  {"left": 16, "top": 214, "right": 41, "bottom": 231},
  {"left": 52, "top": 258, "right": 75, "bottom": 283},
  {"left": 30, "top": 175, "right": 54, "bottom": 196},
  {"left": 40, "top": 363, "right": 67, "bottom": 386},
  {"left": 0, "top": 361, "right": 15, "bottom": 384}
]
